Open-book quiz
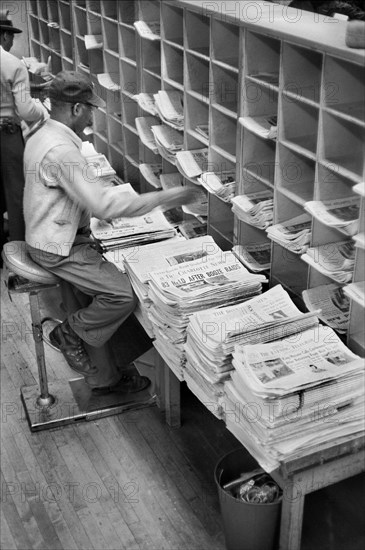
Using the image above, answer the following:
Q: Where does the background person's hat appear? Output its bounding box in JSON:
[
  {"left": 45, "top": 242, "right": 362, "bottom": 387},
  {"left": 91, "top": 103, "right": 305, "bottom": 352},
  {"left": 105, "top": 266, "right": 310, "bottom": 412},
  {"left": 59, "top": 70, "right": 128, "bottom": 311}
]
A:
[
  {"left": 0, "top": 10, "right": 22, "bottom": 33},
  {"left": 49, "top": 71, "right": 105, "bottom": 108}
]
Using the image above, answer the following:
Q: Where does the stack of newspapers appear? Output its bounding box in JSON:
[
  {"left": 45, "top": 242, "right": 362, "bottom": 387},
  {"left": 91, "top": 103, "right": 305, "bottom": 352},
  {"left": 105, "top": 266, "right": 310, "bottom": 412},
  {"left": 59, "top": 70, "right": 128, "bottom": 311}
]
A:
[
  {"left": 231, "top": 191, "right": 274, "bottom": 229},
  {"left": 147, "top": 249, "right": 266, "bottom": 379},
  {"left": 266, "top": 213, "right": 311, "bottom": 254},
  {"left": 133, "top": 93, "right": 158, "bottom": 116},
  {"left": 302, "top": 240, "right": 355, "bottom": 283},
  {"left": 175, "top": 149, "right": 209, "bottom": 183},
  {"left": 185, "top": 284, "right": 319, "bottom": 386},
  {"left": 121, "top": 236, "right": 225, "bottom": 368},
  {"left": 151, "top": 125, "right": 184, "bottom": 164},
  {"left": 304, "top": 196, "right": 360, "bottom": 237},
  {"left": 232, "top": 243, "right": 271, "bottom": 272},
  {"left": 135, "top": 117, "right": 160, "bottom": 154},
  {"left": 139, "top": 163, "right": 163, "bottom": 189},
  {"left": 90, "top": 184, "right": 176, "bottom": 251},
  {"left": 224, "top": 324, "right": 364, "bottom": 472},
  {"left": 197, "top": 171, "right": 236, "bottom": 202},
  {"left": 302, "top": 283, "right": 350, "bottom": 333},
  {"left": 153, "top": 90, "right": 184, "bottom": 130}
]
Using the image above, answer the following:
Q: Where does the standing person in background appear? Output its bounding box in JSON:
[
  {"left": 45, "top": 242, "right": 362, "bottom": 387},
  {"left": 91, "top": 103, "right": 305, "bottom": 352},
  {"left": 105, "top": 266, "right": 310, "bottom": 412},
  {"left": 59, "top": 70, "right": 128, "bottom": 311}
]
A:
[{"left": 0, "top": 10, "right": 47, "bottom": 257}]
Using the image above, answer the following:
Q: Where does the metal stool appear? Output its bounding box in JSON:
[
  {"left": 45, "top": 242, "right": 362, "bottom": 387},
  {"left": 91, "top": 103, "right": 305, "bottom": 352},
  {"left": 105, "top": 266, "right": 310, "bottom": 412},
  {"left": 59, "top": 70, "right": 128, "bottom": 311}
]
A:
[{"left": 2, "top": 241, "right": 155, "bottom": 432}]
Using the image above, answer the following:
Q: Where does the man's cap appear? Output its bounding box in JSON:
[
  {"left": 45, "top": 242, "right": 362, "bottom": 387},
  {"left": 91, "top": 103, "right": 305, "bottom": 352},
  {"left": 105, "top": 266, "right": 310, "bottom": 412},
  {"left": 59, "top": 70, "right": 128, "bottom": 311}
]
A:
[
  {"left": 49, "top": 71, "right": 105, "bottom": 108},
  {"left": 0, "top": 10, "right": 22, "bottom": 33}
]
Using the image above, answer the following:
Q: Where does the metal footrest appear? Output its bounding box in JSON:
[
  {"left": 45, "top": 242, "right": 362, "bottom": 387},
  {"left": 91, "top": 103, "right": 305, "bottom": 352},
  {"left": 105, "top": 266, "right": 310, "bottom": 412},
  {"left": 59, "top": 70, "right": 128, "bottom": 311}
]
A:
[{"left": 21, "top": 379, "right": 156, "bottom": 432}]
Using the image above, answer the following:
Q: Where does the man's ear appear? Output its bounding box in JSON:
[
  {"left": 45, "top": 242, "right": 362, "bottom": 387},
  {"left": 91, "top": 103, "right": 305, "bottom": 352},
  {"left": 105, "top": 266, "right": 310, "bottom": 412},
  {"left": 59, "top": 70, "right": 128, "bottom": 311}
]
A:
[{"left": 72, "top": 103, "right": 81, "bottom": 116}]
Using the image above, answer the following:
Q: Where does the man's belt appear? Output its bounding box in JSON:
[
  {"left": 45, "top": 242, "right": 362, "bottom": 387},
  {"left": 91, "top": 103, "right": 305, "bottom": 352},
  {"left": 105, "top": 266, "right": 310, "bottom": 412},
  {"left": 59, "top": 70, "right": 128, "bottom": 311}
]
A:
[{"left": 0, "top": 117, "right": 20, "bottom": 134}]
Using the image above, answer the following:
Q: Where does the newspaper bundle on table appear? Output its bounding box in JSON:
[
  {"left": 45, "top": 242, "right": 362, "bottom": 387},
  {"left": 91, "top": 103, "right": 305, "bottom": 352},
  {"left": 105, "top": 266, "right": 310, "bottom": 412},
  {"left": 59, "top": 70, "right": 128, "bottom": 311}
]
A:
[
  {"left": 239, "top": 115, "right": 278, "bottom": 140},
  {"left": 153, "top": 90, "right": 184, "bottom": 130},
  {"left": 175, "top": 149, "right": 209, "bottom": 183},
  {"left": 223, "top": 325, "right": 364, "bottom": 471},
  {"left": 151, "top": 125, "right": 184, "bottom": 164},
  {"left": 91, "top": 212, "right": 176, "bottom": 251},
  {"left": 179, "top": 220, "right": 207, "bottom": 239},
  {"left": 344, "top": 281, "right": 365, "bottom": 307},
  {"left": 231, "top": 191, "right": 273, "bottom": 229},
  {"left": 133, "top": 93, "right": 158, "bottom": 115},
  {"left": 266, "top": 213, "right": 311, "bottom": 254},
  {"left": 90, "top": 184, "right": 176, "bottom": 250},
  {"left": 123, "top": 235, "right": 220, "bottom": 305},
  {"left": 302, "top": 283, "right": 350, "bottom": 333},
  {"left": 304, "top": 196, "right": 360, "bottom": 237},
  {"left": 133, "top": 20, "right": 160, "bottom": 40},
  {"left": 185, "top": 284, "right": 319, "bottom": 386},
  {"left": 197, "top": 171, "right": 236, "bottom": 202},
  {"left": 135, "top": 117, "right": 160, "bottom": 154},
  {"left": 232, "top": 243, "right": 271, "bottom": 272},
  {"left": 301, "top": 240, "right": 355, "bottom": 283},
  {"left": 139, "top": 163, "right": 162, "bottom": 188},
  {"left": 148, "top": 251, "right": 266, "bottom": 378}
]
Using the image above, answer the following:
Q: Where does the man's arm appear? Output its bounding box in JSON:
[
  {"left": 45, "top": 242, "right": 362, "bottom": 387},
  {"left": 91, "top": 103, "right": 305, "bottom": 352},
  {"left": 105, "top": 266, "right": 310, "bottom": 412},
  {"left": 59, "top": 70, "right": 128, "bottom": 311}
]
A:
[
  {"left": 42, "top": 145, "right": 200, "bottom": 219},
  {"left": 12, "top": 62, "right": 47, "bottom": 123}
]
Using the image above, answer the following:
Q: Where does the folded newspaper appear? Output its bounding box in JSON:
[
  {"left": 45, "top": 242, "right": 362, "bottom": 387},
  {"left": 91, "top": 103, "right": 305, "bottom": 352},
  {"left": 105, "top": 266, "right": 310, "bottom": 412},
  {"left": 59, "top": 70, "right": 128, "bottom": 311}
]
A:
[
  {"left": 266, "top": 213, "right": 311, "bottom": 254},
  {"left": 231, "top": 191, "right": 273, "bottom": 229},
  {"left": 133, "top": 93, "right": 158, "bottom": 116},
  {"left": 153, "top": 90, "right": 184, "bottom": 130},
  {"left": 344, "top": 281, "right": 365, "bottom": 307},
  {"left": 85, "top": 34, "right": 103, "bottom": 50},
  {"left": 151, "top": 125, "right": 184, "bottom": 163},
  {"left": 239, "top": 115, "right": 278, "bottom": 140},
  {"left": 301, "top": 240, "right": 355, "bottom": 284},
  {"left": 97, "top": 73, "right": 120, "bottom": 92},
  {"left": 232, "top": 243, "right": 271, "bottom": 272},
  {"left": 148, "top": 250, "right": 266, "bottom": 373},
  {"left": 175, "top": 149, "right": 209, "bottom": 182},
  {"left": 139, "top": 163, "right": 162, "bottom": 188},
  {"left": 135, "top": 117, "right": 160, "bottom": 154},
  {"left": 197, "top": 171, "right": 236, "bottom": 202},
  {"left": 232, "top": 324, "right": 363, "bottom": 397},
  {"left": 133, "top": 20, "right": 160, "bottom": 40},
  {"left": 185, "top": 284, "right": 319, "bottom": 385},
  {"left": 304, "top": 196, "right": 360, "bottom": 236},
  {"left": 302, "top": 284, "right": 350, "bottom": 333}
]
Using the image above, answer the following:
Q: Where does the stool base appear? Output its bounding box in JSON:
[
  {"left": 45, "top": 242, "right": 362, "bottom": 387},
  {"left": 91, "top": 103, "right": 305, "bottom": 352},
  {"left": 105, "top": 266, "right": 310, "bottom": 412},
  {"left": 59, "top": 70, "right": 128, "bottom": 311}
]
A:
[{"left": 21, "top": 379, "right": 156, "bottom": 432}]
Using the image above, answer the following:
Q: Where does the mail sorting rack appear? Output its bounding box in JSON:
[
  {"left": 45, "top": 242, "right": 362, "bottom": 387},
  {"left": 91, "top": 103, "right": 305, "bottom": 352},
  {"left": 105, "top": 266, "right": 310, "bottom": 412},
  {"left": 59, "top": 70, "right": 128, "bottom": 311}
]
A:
[{"left": 26, "top": 0, "right": 365, "bottom": 354}]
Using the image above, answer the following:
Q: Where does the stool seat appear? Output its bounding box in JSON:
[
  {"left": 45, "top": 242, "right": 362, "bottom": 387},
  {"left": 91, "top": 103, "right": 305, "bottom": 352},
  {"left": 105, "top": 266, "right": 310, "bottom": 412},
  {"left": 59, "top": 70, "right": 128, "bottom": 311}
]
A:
[{"left": 2, "top": 241, "right": 59, "bottom": 285}]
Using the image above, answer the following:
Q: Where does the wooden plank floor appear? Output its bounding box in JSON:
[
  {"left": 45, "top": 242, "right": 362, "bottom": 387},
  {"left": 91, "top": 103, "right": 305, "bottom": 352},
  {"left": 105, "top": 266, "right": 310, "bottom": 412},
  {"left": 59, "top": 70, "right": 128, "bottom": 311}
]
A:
[{"left": 1, "top": 271, "right": 365, "bottom": 550}]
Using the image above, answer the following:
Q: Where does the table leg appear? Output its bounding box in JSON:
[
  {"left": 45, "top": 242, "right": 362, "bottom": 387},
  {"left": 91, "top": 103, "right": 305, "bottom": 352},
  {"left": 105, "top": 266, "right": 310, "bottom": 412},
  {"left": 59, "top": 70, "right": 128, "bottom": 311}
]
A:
[
  {"left": 279, "top": 481, "right": 305, "bottom": 550},
  {"left": 164, "top": 365, "right": 181, "bottom": 428},
  {"left": 154, "top": 350, "right": 166, "bottom": 413}
]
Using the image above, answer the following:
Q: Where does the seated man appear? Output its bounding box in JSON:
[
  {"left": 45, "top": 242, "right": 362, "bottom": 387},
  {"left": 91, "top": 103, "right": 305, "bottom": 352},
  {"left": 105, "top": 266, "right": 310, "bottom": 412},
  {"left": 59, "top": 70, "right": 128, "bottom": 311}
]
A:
[{"left": 23, "top": 70, "right": 199, "bottom": 394}]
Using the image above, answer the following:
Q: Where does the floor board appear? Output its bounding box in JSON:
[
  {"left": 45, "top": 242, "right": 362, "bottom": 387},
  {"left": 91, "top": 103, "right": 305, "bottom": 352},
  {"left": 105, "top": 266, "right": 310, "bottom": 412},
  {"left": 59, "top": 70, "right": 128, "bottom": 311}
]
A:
[{"left": 1, "top": 271, "right": 365, "bottom": 550}]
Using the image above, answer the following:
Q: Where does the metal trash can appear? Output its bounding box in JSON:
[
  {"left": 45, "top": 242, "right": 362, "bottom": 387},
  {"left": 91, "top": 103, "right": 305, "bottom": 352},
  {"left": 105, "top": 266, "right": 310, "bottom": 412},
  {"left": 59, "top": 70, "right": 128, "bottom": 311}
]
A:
[{"left": 215, "top": 448, "right": 282, "bottom": 550}]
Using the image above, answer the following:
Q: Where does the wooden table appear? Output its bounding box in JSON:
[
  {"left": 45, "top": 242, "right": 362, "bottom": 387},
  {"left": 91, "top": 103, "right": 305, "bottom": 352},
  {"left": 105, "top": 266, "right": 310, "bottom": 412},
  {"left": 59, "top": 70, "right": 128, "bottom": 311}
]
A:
[{"left": 155, "top": 358, "right": 365, "bottom": 550}]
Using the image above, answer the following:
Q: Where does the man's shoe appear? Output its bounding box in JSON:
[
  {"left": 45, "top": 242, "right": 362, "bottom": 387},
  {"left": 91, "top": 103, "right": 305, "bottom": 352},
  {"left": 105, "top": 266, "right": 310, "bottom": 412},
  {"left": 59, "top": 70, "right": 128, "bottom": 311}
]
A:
[
  {"left": 91, "top": 374, "right": 151, "bottom": 395},
  {"left": 49, "top": 320, "right": 97, "bottom": 376}
]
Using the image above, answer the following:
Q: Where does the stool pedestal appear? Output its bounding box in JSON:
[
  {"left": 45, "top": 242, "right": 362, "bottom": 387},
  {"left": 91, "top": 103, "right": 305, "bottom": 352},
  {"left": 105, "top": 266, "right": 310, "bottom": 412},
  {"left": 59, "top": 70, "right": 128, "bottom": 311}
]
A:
[
  {"left": 2, "top": 241, "right": 156, "bottom": 433},
  {"left": 21, "top": 378, "right": 155, "bottom": 432}
]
